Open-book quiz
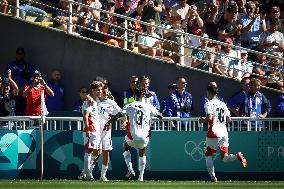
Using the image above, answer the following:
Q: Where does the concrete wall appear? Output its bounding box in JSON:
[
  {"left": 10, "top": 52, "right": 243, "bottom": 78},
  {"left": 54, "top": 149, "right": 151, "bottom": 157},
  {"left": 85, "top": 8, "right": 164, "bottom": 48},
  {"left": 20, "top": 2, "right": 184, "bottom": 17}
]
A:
[{"left": 0, "top": 15, "right": 281, "bottom": 116}]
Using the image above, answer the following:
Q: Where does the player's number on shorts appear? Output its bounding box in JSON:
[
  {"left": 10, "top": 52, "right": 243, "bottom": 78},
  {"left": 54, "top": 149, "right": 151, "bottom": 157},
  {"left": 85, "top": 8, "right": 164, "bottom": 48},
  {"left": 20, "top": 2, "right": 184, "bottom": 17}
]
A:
[
  {"left": 216, "top": 108, "right": 225, "bottom": 123},
  {"left": 136, "top": 110, "right": 143, "bottom": 126}
]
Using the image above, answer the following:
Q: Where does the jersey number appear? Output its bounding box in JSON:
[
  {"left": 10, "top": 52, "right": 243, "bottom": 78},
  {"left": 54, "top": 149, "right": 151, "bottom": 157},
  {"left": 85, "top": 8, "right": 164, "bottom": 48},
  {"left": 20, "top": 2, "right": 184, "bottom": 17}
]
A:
[
  {"left": 136, "top": 110, "right": 144, "bottom": 126},
  {"left": 216, "top": 108, "right": 225, "bottom": 123}
]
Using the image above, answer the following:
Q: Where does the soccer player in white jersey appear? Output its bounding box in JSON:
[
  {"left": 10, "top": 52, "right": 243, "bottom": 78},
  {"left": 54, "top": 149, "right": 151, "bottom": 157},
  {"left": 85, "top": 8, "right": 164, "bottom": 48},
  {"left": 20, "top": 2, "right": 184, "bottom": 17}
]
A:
[
  {"left": 96, "top": 85, "right": 122, "bottom": 181},
  {"left": 79, "top": 81, "right": 104, "bottom": 180},
  {"left": 199, "top": 83, "right": 247, "bottom": 182},
  {"left": 105, "top": 87, "right": 162, "bottom": 181}
]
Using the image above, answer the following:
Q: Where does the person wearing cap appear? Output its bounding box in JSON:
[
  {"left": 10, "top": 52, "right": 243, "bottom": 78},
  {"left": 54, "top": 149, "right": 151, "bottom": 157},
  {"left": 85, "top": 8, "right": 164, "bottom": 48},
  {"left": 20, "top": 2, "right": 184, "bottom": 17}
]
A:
[
  {"left": 191, "top": 33, "right": 214, "bottom": 72},
  {"left": 4, "top": 48, "right": 36, "bottom": 88},
  {"left": 0, "top": 69, "right": 19, "bottom": 118},
  {"left": 253, "top": 51, "right": 270, "bottom": 79},
  {"left": 239, "top": 1, "right": 265, "bottom": 61},
  {"left": 258, "top": 18, "right": 284, "bottom": 56},
  {"left": 228, "top": 50, "right": 253, "bottom": 81},
  {"left": 213, "top": 37, "right": 238, "bottom": 76},
  {"left": 23, "top": 70, "right": 54, "bottom": 116}
]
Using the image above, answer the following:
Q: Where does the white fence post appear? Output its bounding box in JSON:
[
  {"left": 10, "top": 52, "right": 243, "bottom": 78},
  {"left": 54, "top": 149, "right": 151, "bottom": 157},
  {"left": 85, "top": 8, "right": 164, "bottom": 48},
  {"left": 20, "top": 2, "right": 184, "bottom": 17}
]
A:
[
  {"left": 16, "top": 0, "right": 20, "bottom": 18},
  {"left": 179, "top": 34, "right": 185, "bottom": 66},
  {"left": 68, "top": 0, "right": 73, "bottom": 34},
  {"left": 123, "top": 19, "right": 128, "bottom": 50}
]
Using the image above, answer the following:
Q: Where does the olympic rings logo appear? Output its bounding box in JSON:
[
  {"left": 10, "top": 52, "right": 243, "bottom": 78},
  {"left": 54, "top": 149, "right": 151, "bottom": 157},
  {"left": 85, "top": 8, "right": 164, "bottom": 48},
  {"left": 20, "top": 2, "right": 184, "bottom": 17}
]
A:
[{"left": 184, "top": 140, "right": 219, "bottom": 161}]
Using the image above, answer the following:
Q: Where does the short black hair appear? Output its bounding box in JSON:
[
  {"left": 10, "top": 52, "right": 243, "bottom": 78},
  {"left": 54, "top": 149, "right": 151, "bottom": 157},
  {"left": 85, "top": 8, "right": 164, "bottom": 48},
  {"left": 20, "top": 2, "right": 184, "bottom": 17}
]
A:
[
  {"left": 133, "top": 86, "right": 144, "bottom": 98},
  {"left": 207, "top": 84, "right": 218, "bottom": 95}
]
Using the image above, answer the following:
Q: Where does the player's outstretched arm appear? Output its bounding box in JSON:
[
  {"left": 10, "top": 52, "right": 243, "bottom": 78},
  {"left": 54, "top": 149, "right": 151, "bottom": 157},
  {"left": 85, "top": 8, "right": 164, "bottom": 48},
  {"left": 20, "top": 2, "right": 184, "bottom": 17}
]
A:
[{"left": 104, "top": 112, "right": 124, "bottom": 130}]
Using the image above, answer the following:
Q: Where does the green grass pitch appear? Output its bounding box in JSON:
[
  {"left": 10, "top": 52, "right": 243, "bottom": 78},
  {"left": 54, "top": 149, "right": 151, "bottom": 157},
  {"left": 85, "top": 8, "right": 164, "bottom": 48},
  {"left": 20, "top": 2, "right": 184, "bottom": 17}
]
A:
[{"left": 0, "top": 180, "right": 283, "bottom": 189}]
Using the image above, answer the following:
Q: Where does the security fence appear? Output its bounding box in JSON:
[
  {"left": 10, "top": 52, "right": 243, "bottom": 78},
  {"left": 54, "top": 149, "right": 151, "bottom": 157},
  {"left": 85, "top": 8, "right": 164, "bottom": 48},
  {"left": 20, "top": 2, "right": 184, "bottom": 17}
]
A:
[{"left": 0, "top": 116, "right": 283, "bottom": 131}]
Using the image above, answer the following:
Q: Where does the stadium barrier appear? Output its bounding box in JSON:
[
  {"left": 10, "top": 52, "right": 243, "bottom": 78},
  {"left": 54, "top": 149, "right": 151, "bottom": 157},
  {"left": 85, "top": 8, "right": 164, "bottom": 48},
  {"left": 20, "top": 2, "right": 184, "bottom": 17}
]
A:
[{"left": 0, "top": 116, "right": 283, "bottom": 131}]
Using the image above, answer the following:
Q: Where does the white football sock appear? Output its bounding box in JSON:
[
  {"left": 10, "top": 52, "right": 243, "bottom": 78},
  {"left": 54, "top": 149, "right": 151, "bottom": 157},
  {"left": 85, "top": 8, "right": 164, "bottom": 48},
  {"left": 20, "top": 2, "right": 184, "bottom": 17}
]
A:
[
  {"left": 205, "top": 156, "right": 215, "bottom": 179},
  {"left": 223, "top": 154, "right": 238, "bottom": 163},
  {"left": 123, "top": 151, "right": 134, "bottom": 172},
  {"left": 139, "top": 156, "right": 146, "bottom": 176},
  {"left": 90, "top": 155, "right": 98, "bottom": 172},
  {"left": 83, "top": 153, "right": 92, "bottom": 174},
  {"left": 101, "top": 164, "right": 108, "bottom": 177}
]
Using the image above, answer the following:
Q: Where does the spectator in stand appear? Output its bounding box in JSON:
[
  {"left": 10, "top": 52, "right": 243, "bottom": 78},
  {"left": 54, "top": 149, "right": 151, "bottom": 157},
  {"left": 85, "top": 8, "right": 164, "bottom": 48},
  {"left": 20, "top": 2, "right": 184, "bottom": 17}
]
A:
[
  {"left": 23, "top": 70, "right": 54, "bottom": 116},
  {"left": 213, "top": 37, "right": 238, "bottom": 76},
  {"left": 5, "top": 47, "right": 36, "bottom": 116},
  {"left": 162, "top": 83, "right": 177, "bottom": 117},
  {"left": 265, "top": 6, "right": 284, "bottom": 33},
  {"left": 253, "top": 52, "right": 270, "bottom": 79},
  {"left": 191, "top": 33, "right": 214, "bottom": 72},
  {"left": 262, "top": 58, "right": 284, "bottom": 91},
  {"left": 171, "top": 0, "right": 190, "bottom": 30},
  {"left": 137, "top": 19, "right": 174, "bottom": 63},
  {"left": 78, "top": 0, "right": 102, "bottom": 40},
  {"left": 123, "top": 75, "right": 138, "bottom": 106},
  {"left": 228, "top": 78, "right": 271, "bottom": 121},
  {"left": 46, "top": 69, "right": 64, "bottom": 112},
  {"left": 184, "top": 4, "right": 204, "bottom": 38},
  {"left": 17, "top": 0, "right": 47, "bottom": 22},
  {"left": 217, "top": 2, "right": 242, "bottom": 45},
  {"left": 137, "top": 0, "right": 163, "bottom": 26},
  {"left": 0, "top": 69, "right": 19, "bottom": 117},
  {"left": 258, "top": 18, "right": 284, "bottom": 57},
  {"left": 53, "top": 0, "right": 78, "bottom": 32},
  {"left": 73, "top": 86, "right": 88, "bottom": 112},
  {"left": 228, "top": 50, "right": 253, "bottom": 81},
  {"left": 115, "top": 0, "right": 138, "bottom": 49},
  {"left": 115, "top": 0, "right": 139, "bottom": 10},
  {"left": 139, "top": 75, "right": 160, "bottom": 111},
  {"left": 239, "top": 1, "right": 265, "bottom": 61},
  {"left": 203, "top": 1, "right": 220, "bottom": 41},
  {"left": 100, "top": 0, "right": 121, "bottom": 47}
]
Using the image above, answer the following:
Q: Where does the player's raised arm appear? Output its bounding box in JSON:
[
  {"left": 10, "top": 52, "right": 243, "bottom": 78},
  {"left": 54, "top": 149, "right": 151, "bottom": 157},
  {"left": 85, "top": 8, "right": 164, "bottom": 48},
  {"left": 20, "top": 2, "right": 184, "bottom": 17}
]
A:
[{"left": 104, "top": 112, "right": 124, "bottom": 130}]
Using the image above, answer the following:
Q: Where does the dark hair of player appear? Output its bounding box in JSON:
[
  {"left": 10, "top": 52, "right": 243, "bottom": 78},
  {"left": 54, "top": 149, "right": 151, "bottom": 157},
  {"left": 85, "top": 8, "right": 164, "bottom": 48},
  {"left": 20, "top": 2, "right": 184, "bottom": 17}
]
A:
[{"left": 207, "top": 84, "right": 218, "bottom": 95}]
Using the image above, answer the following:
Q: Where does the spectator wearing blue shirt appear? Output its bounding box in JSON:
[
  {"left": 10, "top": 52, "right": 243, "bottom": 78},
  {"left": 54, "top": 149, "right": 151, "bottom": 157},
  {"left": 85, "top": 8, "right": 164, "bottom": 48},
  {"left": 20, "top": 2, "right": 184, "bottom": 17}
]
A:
[
  {"left": 276, "top": 93, "right": 284, "bottom": 117},
  {"left": 5, "top": 48, "right": 35, "bottom": 87},
  {"left": 139, "top": 75, "right": 160, "bottom": 111},
  {"left": 73, "top": 86, "right": 88, "bottom": 112},
  {"left": 239, "top": 1, "right": 265, "bottom": 61},
  {"left": 46, "top": 69, "right": 64, "bottom": 112},
  {"left": 228, "top": 77, "right": 250, "bottom": 117},
  {"left": 165, "top": 77, "right": 193, "bottom": 119},
  {"left": 162, "top": 83, "right": 177, "bottom": 117}
]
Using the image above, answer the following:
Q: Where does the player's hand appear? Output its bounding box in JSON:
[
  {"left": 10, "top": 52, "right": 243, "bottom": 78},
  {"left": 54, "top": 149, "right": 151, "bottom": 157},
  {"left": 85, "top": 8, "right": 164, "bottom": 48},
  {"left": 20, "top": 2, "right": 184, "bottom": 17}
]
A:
[
  {"left": 104, "top": 123, "right": 111, "bottom": 131},
  {"left": 7, "top": 69, "right": 12, "bottom": 79},
  {"left": 86, "top": 131, "right": 91, "bottom": 138},
  {"left": 198, "top": 117, "right": 205, "bottom": 123},
  {"left": 86, "top": 95, "right": 94, "bottom": 106},
  {"left": 120, "top": 121, "right": 127, "bottom": 130},
  {"left": 156, "top": 114, "right": 163, "bottom": 119}
]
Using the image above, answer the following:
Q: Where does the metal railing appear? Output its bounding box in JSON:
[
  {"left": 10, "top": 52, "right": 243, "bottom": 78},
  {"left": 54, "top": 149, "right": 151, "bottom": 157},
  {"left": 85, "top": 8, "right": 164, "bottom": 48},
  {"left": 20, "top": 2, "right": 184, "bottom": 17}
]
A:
[
  {"left": 0, "top": 0, "right": 283, "bottom": 90},
  {"left": 0, "top": 116, "right": 283, "bottom": 131}
]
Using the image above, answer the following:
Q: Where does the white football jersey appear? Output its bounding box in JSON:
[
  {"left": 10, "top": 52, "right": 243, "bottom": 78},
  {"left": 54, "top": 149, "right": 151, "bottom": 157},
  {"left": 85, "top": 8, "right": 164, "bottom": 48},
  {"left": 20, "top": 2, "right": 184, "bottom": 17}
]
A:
[
  {"left": 122, "top": 101, "right": 159, "bottom": 140},
  {"left": 82, "top": 100, "right": 100, "bottom": 133},
  {"left": 204, "top": 99, "right": 230, "bottom": 138},
  {"left": 98, "top": 98, "right": 121, "bottom": 130}
]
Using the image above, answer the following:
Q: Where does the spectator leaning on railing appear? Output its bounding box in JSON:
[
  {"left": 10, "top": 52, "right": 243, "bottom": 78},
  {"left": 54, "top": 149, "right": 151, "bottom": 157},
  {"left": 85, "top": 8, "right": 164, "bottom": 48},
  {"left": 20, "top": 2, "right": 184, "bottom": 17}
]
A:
[{"left": 73, "top": 86, "right": 88, "bottom": 112}]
